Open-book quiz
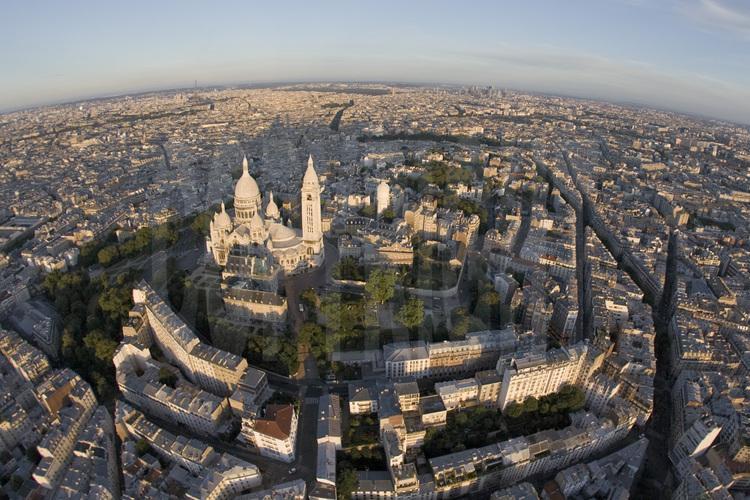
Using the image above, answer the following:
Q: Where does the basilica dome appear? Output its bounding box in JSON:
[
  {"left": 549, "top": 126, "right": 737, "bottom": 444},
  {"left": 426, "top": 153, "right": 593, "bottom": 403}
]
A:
[
  {"left": 234, "top": 155, "right": 262, "bottom": 224},
  {"left": 235, "top": 156, "right": 261, "bottom": 202}
]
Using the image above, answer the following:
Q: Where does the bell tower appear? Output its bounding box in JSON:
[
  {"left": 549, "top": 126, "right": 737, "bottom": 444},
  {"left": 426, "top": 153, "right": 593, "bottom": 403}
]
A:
[{"left": 301, "top": 155, "right": 323, "bottom": 255}]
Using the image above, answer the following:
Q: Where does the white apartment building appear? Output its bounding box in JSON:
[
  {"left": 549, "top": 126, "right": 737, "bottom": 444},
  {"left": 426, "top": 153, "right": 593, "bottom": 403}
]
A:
[
  {"left": 435, "top": 378, "right": 479, "bottom": 410},
  {"left": 475, "top": 370, "right": 503, "bottom": 407},
  {"left": 230, "top": 366, "right": 270, "bottom": 419},
  {"left": 428, "top": 329, "right": 517, "bottom": 378},
  {"left": 0, "top": 396, "right": 34, "bottom": 453},
  {"left": 497, "top": 345, "right": 588, "bottom": 410},
  {"left": 196, "top": 454, "right": 263, "bottom": 500},
  {"left": 119, "top": 401, "right": 261, "bottom": 498},
  {"left": 394, "top": 381, "right": 420, "bottom": 412},
  {"left": 56, "top": 406, "right": 119, "bottom": 499},
  {"left": 250, "top": 404, "right": 298, "bottom": 463},
  {"left": 348, "top": 382, "right": 379, "bottom": 415},
  {"left": 190, "top": 342, "right": 249, "bottom": 397},
  {"left": 384, "top": 342, "right": 430, "bottom": 379},
  {"left": 134, "top": 283, "right": 199, "bottom": 378},
  {"left": 133, "top": 281, "right": 246, "bottom": 397},
  {"left": 113, "top": 342, "right": 230, "bottom": 437},
  {"left": 383, "top": 329, "right": 517, "bottom": 381}
]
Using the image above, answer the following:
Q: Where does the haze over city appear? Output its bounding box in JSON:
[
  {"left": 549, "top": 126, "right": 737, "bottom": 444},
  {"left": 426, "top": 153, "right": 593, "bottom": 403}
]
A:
[
  {"left": 2, "top": 0, "right": 750, "bottom": 123},
  {"left": 2, "top": 2, "right": 750, "bottom": 500}
]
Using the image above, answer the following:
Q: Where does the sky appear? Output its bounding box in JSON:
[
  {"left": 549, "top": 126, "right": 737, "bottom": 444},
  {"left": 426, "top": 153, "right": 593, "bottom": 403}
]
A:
[{"left": 2, "top": 0, "right": 750, "bottom": 123}]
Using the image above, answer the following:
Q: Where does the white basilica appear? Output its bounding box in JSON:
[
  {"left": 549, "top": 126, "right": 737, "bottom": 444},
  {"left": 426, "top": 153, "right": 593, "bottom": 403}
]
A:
[{"left": 207, "top": 154, "right": 324, "bottom": 274}]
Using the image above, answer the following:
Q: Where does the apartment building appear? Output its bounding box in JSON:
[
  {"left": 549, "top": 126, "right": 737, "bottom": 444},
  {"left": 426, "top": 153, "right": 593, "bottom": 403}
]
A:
[
  {"left": 475, "top": 370, "right": 502, "bottom": 407},
  {"left": 55, "top": 406, "right": 119, "bottom": 499},
  {"left": 114, "top": 342, "right": 230, "bottom": 437},
  {"left": 383, "top": 329, "right": 517, "bottom": 381},
  {"left": 133, "top": 281, "right": 246, "bottom": 396},
  {"left": 384, "top": 342, "right": 429, "bottom": 379},
  {"left": 32, "top": 369, "right": 98, "bottom": 491},
  {"left": 250, "top": 404, "right": 298, "bottom": 463},
  {"left": 317, "top": 393, "right": 343, "bottom": 449},
  {"left": 428, "top": 329, "right": 517, "bottom": 378},
  {"left": 394, "top": 381, "right": 420, "bottom": 412},
  {"left": 497, "top": 344, "right": 588, "bottom": 410},
  {"left": 435, "top": 378, "right": 479, "bottom": 411},
  {"left": 348, "top": 381, "right": 379, "bottom": 415}
]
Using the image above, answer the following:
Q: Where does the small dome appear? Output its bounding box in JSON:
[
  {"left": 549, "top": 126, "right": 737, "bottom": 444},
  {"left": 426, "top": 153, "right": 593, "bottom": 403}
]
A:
[
  {"left": 265, "top": 192, "right": 280, "bottom": 219},
  {"left": 269, "top": 223, "right": 298, "bottom": 248},
  {"left": 270, "top": 223, "right": 296, "bottom": 242},
  {"left": 250, "top": 211, "right": 264, "bottom": 230},
  {"left": 235, "top": 155, "right": 261, "bottom": 203},
  {"left": 214, "top": 202, "right": 231, "bottom": 229}
]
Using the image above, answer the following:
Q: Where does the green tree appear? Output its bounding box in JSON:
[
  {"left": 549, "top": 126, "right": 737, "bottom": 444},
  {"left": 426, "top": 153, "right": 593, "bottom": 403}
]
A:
[
  {"left": 277, "top": 339, "right": 300, "bottom": 375},
  {"left": 190, "top": 212, "right": 212, "bottom": 236},
  {"left": 337, "top": 463, "right": 358, "bottom": 500},
  {"left": 365, "top": 268, "right": 397, "bottom": 304},
  {"left": 504, "top": 402, "right": 523, "bottom": 418},
  {"left": 396, "top": 297, "right": 425, "bottom": 331},
  {"left": 475, "top": 287, "right": 501, "bottom": 325},
  {"left": 97, "top": 245, "right": 120, "bottom": 267},
  {"left": 381, "top": 207, "right": 396, "bottom": 222},
  {"left": 10, "top": 475, "right": 23, "bottom": 491},
  {"left": 91, "top": 372, "right": 115, "bottom": 401},
  {"left": 334, "top": 256, "right": 364, "bottom": 281},
  {"left": 320, "top": 295, "right": 346, "bottom": 333},
  {"left": 83, "top": 330, "right": 118, "bottom": 364},
  {"left": 522, "top": 396, "right": 539, "bottom": 413},
  {"left": 300, "top": 321, "right": 335, "bottom": 360},
  {"left": 358, "top": 204, "right": 376, "bottom": 218},
  {"left": 300, "top": 288, "right": 320, "bottom": 308},
  {"left": 98, "top": 283, "right": 133, "bottom": 322},
  {"left": 320, "top": 294, "right": 365, "bottom": 338},
  {"left": 451, "top": 307, "right": 471, "bottom": 338},
  {"left": 167, "top": 267, "right": 188, "bottom": 311}
]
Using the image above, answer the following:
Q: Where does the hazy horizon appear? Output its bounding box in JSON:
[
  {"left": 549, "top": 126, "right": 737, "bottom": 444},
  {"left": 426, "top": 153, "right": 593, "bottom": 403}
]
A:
[
  {"left": 4, "top": 79, "right": 748, "bottom": 129},
  {"left": 2, "top": 0, "right": 750, "bottom": 124}
]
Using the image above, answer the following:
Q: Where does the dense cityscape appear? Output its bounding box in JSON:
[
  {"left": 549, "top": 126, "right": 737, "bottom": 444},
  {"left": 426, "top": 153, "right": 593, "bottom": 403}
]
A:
[{"left": 0, "top": 80, "right": 748, "bottom": 500}]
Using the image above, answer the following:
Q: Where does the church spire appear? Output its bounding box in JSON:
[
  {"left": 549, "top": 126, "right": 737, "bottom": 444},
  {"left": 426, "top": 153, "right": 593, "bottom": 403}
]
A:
[
  {"left": 303, "top": 154, "right": 318, "bottom": 186},
  {"left": 242, "top": 155, "right": 249, "bottom": 175}
]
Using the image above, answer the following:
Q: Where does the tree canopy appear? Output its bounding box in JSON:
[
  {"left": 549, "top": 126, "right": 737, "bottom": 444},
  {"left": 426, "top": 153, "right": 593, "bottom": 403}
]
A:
[
  {"left": 364, "top": 268, "right": 397, "bottom": 304},
  {"left": 396, "top": 296, "right": 425, "bottom": 331},
  {"left": 43, "top": 269, "right": 134, "bottom": 402},
  {"left": 503, "top": 385, "right": 585, "bottom": 436},
  {"left": 333, "top": 256, "right": 365, "bottom": 281}
]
